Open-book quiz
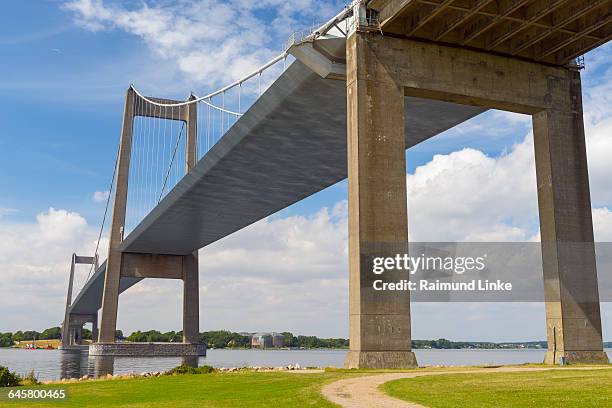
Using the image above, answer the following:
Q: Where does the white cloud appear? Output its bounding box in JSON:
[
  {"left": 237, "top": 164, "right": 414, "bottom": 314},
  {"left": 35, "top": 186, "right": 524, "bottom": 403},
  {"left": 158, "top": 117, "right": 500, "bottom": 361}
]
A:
[
  {"left": 583, "top": 43, "right": 612, "bottom": 207},
  {"left": 0, "top": 203, "right": 349, "bottom": 336},
  {"left": 407, "top": 135, "right": 539, "bottom": 242},
  {"left": 593, "top": 208, "right": 612, "bottom": 241},
  {"left": 62, "top": 0, "right": 343, "bottom": 88},
  {"left": 117, "top": 202, "right": 349, "bottom": 335},
  {"left": 407, "top": 105, "right": 612, "bottom": 243},
  {"left": 0, "top": 208, "right": 99, "bottom": 331},
  {"left": 92, "top": 190, "right": 110, "bottom": 202},
  {"left": 490, "top": 110, "right": 532, "bottom": 125},
  {"left": 202, "top": 201, "right": 347, "bottom": 282},
  {"left": 36, "top": 208, "right": 89, "bottom": 243},
  {"left": 585, "top": 116, "right": 612, "bottom": 206}
]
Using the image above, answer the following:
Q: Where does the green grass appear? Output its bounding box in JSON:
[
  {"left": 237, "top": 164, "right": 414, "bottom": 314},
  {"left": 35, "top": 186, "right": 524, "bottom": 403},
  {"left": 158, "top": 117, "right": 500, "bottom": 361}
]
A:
[
  {"left": 4, "top": 367, "right": 611, "bottom": 407},
  {"left": 382, "top": 369, "right": 612, "bottom": 408},
  {"left": 0, "top": 372, "right": 347, "bottom": 408}
]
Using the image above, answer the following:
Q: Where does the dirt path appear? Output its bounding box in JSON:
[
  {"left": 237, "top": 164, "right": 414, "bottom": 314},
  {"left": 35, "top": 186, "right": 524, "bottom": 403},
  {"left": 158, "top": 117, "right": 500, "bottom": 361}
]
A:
[{"left": 321, "top": 366, "right": 611, "bottom": 408}]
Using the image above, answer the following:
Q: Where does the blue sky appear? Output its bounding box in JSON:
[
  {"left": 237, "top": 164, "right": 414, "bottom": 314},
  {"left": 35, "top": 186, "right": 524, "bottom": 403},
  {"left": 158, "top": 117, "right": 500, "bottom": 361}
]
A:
[
  {"left": 0, "top": 1, "right": 611, "bottom": 340},
  {"left": 0, "top": 0, "right": 533, "bottom": 225},
  {"left": 0, "top": 0, "right": 349, "bottom": 224},
  {"left": 0, "top": 1, "right": 126, "bottom": 222},
  {"left": 0, "top": 0, "right": 535, "bottom": 224}
]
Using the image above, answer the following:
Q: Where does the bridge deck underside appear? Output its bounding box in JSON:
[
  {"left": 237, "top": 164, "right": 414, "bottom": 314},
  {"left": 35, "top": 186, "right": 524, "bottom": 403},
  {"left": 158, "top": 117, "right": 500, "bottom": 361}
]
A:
[
  {"left": 120, "top": 60, "right": 485, "bottom": 256},
  {"left": 370, "top": 0, "right": 611, "bottom": 66},
  {"left": 69, "top": 60, "right": 484, "bottom": 315},
  {"left": 68, "top": 261, "right": 141, "bottom": 315}
]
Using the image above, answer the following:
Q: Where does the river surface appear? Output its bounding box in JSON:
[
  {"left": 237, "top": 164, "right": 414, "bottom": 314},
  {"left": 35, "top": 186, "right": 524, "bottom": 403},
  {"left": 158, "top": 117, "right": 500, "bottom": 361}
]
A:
[{"left": 1, "top": 348, "right": 610, "bottom": 381}]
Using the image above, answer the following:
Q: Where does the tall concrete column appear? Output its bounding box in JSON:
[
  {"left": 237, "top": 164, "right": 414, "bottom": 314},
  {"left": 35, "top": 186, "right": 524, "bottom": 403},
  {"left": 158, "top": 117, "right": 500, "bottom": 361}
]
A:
[
  {"left": 99, "top": 87, "right": 135, "bottom": 343},
  {"left": 533, "top": 69, "right": 608, "bottom": 364},
  {"left": 186, "top": 94, "right": 198, "bottom": 172},
  {"left": 91, "top": 314, "right": 99, "bottom": 343},
  {"left": 183, "top": 94, "right": 200, "bottom": 344},
  {"left": 61, "top": 254, "right": 76, "bottom": 348},
  {"left": 344, "top": 31, "right": 416, "bottom": 369},
  {"left": 182, "top": 253, "right": 199, "bottom": 343},
  {"left": 69, "top": 325, "right": 83, "bottom": 346},
  {"left": 76, "top": 326, "right": 82, "bottom": 345}
]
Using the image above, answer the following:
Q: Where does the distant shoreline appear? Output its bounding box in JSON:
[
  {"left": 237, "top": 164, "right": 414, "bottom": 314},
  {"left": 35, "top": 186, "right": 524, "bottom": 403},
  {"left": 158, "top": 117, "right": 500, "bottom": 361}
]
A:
[
  {"left": 3, "top": 342, "right": 612, "bottom": 351},
  {"left": 2, "top": 330, "right": 610, "bottom": 350}
]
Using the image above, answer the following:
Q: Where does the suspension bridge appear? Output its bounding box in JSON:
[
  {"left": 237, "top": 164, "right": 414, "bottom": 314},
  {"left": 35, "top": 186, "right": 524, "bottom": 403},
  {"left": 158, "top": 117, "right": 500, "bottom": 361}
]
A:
[{"left": 61, "top": 0, "right": 611, "bottom": 367}]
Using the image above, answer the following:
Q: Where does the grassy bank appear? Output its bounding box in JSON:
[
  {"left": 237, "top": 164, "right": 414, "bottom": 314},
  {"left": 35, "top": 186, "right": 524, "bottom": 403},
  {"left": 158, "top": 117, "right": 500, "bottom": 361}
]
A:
[
  {"left": 382, "top": 369, "right": 612, "bottom": 408},
  {"left": 2, "top": 367, "right": 611, "bottom": 407},
  {"left": 0, "top": 371, "right": 347, "bottom": 407}
]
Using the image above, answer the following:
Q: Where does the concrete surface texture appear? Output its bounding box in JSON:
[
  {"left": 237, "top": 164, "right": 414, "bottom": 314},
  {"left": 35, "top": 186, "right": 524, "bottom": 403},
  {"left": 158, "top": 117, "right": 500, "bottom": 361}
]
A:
[
  {"left": 341, "top": 28, "right": 607, "bottom": 366},
  {"left": 89, "top": 342, "right": 206, "bottom": 357},
  {"left": 345, "top": 29, "right": 416, "bottom": 369}
]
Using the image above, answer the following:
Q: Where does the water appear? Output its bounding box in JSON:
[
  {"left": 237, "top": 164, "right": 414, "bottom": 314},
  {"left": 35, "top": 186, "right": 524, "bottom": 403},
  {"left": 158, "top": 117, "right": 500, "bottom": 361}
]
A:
[{"left": 1, "top": 348, "right": 610, "bottom": 381}]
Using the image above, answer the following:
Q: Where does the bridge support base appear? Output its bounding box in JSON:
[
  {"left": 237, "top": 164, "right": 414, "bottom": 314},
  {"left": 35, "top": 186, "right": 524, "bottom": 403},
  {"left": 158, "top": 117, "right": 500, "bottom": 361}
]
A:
[
  {"left": 544, "top": 351, "right": 609, "bottom": 365},
  {"left": 61, "top": 313, "right": 97, "bottom": 349},
  {"left": 344, "top": 351, "right": 417, "bottom": 369},
  {"left": 89, "top": 342, "right": 206, "bottom": 357}
]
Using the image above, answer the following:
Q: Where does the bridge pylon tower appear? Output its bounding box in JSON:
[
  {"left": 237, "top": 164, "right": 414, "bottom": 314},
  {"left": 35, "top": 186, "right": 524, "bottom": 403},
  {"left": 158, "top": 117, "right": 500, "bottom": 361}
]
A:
[
  {"left": 94, "top": 88, "right": 204, "bottom": 356},
  {"left": 61, "top": 254, "right": 98, "bottom": 349}
]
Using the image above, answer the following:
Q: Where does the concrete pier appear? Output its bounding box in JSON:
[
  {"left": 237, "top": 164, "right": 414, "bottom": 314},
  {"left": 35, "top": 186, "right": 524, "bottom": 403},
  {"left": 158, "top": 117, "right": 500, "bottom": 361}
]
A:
[
  {"left": 344, "top": 30, "right": 416, "bottom": 369},
  {"left": 62, "top": 254, "right": 99, "bottom": 348},
  {"left": 96, "top": 89, "right": 203, "bottom": 354},
  {"left": 533, "top": 70, "right": 608, "bottom": 364},
  {"left": 344, "top": 26, "right": 607, "bottom": 367},
  {"left": 183, "top": 95, "right": 200, "bottom": 345},
  {"left": 89, "top": 342, "right": 206, "bottom": 357}
]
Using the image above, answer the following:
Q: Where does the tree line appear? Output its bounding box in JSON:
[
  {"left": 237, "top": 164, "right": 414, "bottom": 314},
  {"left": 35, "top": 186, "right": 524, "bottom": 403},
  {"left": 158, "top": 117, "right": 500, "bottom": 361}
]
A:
[
  {"left": 282, "top": 332, "right": 348, "bottom": 348},
  {"left": 4, "top": 329, "right": 605, "bottom": 349},
  {"left": 126, "top": 330, "right": 252, "bottom": 348},
  {"left": 0, "top": 327, "right": 98, "bottom": 347},
  {"left": 0, "top": 328, "right": 349, "bottom": 349}
]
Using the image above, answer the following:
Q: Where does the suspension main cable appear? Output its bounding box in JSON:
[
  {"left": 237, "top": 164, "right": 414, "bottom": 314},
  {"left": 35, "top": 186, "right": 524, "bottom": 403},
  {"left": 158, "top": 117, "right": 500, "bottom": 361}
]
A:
[
  {"left": 200, "top": 98, "right": 240, "bottom": 116},
  {"left": 86, "top": 142, "right": 120, "bottom": 283},
  {"left": 131, "top": 52, "right": 288, "bottom": 108}
]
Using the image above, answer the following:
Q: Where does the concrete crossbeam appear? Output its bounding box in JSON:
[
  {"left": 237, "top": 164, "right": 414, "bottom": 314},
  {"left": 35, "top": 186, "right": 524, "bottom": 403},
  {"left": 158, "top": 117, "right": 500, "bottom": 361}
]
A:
[
  {"left": 120, "top": 253, "right": 183, "bottom": 279},
  {"left": 355, "top": 35, "right": 570, "bottom": 114},
  {"left": 133, "top": 95, "right": 188, "bottom": 121}
]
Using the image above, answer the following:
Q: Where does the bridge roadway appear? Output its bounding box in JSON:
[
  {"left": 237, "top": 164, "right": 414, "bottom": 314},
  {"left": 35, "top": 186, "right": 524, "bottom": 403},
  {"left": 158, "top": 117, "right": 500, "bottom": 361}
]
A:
[{"left": 68, "top": 51, "right": 486, "bottom": 317}]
